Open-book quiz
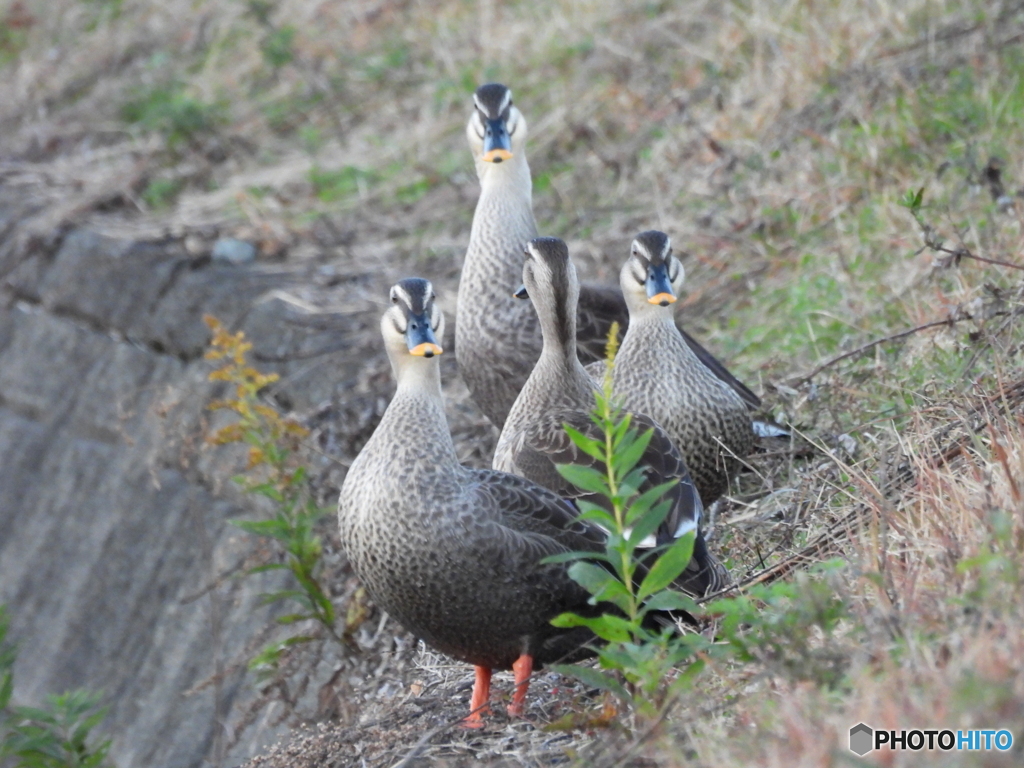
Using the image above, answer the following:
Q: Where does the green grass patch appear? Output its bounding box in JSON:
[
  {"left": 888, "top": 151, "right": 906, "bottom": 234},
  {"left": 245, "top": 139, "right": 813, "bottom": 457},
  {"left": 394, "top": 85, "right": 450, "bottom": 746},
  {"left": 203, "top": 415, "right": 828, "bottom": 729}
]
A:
[
  {"left": 122, "top": 84, "right": 227, "bottom": 147},
  {"left": 309, "top": 165, "right": 375, "bottom": 202},
  {"left": 261, "top": 25, "right": 296, "bottom": 68},
  {"left": 141, "top": 177, "right": 183, "bottom": 209}
]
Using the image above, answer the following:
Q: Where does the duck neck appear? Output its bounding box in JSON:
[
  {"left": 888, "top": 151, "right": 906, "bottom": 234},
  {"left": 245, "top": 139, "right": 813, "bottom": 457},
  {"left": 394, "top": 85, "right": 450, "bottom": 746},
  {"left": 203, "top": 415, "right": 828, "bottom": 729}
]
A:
[
  {"left": 386, "top": 356, "right": 460, "bottom": 465},
  {"left": 538, "top": 307, "right": 578, "bottom": 365},
  {"left": 465, "top": 153, "right": 537, "bottom": 291},
  {"left": 393, "top": 354, "right": 443, "bottom": 397},
  {"left": 476, "top": 151, "right": 533, "bottom": 206},
  {"left": 627, "top": 304, "right": 677, "bottom": 329},
  {"left": 538, "top": 307, "right": 593, "bottom": 393}
]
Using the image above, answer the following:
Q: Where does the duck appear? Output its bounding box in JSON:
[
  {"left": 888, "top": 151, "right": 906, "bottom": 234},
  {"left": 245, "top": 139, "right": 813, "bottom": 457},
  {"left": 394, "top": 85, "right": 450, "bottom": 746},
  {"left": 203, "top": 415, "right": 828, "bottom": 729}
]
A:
[
  {"left": 590, "top": 231, "right": 754, "bottom": 505},
  {"left": 493, "top": 237, "right": 729, "bottom": 595},
  {"left": 456, "top": 82, "right": 761, "bottom": 430},
  {"left": 339, "top": 277, "right": 620, "bottom": 727}
]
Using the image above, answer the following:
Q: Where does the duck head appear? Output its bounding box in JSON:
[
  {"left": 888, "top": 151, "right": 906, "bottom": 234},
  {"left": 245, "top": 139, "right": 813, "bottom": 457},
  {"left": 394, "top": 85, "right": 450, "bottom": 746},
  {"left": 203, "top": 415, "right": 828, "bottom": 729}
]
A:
[
  {"left": 466, "top": 83, "right": 528, "bottom": 165},
  {"left": 620, "top": 230, "right": 685, "bottom": 315},
  {"left": 381, "top": 278, "right": 445, "bottom": 365},
  {"left": 515, "top": 237, "right": 578, "bottom": 351}
]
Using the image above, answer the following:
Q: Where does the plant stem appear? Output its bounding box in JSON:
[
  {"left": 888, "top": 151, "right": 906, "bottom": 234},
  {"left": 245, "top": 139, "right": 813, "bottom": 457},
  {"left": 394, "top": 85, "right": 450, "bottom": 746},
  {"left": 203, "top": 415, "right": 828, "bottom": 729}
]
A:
[{"left": 600, "top": 323, "right": 637, "bottom": 619}]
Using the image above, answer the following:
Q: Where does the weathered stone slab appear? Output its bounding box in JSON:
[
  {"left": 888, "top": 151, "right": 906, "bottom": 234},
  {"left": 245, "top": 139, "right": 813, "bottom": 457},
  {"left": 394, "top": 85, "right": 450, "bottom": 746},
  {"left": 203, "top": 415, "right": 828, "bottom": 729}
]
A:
[{"left": 0, "top": 203, "right": 357, "bottom": 767}]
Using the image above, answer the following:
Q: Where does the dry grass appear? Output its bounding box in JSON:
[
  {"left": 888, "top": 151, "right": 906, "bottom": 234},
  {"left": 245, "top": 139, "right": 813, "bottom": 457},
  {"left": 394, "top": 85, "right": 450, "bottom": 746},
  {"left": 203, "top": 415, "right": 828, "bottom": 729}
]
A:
[{"left": 5, "top": 0, "right": 1024, "bottom": 765}]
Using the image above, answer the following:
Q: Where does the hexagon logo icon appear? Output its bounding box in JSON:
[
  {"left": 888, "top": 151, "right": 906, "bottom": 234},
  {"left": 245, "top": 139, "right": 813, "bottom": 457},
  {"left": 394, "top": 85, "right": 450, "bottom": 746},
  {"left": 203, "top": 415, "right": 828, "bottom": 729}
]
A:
[{"left": 850, "top": 723, "right": 873, "bottom": 756}]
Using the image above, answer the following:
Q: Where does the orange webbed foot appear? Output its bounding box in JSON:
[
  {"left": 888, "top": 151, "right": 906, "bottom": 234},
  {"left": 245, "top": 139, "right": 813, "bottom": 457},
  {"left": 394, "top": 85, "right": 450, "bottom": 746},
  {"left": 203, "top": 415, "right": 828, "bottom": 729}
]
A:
[
  {"left": 463, "top": 665, "right": 493, "bottom": 728},
  {"left": 507, "top": 654, "right": 533, "bottom": 718}
]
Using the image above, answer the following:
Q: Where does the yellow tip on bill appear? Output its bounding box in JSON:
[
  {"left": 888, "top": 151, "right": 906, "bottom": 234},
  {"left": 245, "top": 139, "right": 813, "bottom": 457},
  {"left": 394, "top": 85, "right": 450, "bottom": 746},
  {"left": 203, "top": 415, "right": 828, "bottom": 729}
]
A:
[
  {"left": 648, "top": 293, "right": 677, "bottom": 305},
  {"left": 409, "top": 342, "right": 444, "bottom": 357},
  {"left": 482, "top": 148, "right": 513, "bottom": 162}
]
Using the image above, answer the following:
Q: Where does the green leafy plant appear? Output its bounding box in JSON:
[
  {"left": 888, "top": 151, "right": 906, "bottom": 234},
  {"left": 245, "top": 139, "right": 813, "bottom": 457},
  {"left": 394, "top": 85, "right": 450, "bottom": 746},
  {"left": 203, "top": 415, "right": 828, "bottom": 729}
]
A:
[
  {"left": 4, "top": 691, "right": 113, "bottom": 768},
  {"left": 203, "top": 316, "right": 343, "bottom": 676},
  {"left": 0, "top": 606, "right": 114, "bottom": 768},
  {"left": 0, "top": 606, "right": 14, "bottom": 713},
  {"left": 705, "top": 561, "right": 852, "bottom": 689},
  {"left": 261, "top": 25, "right": 296, "bottom": 69},
  {"left": 545, "top": 325, "right": 709, "bottom": 719},
  {"left": 0, "top": 23, "right": 28, "bottom": 69},
  {"left": 122, "top": 85, "right": 226, "bottom": 148}
]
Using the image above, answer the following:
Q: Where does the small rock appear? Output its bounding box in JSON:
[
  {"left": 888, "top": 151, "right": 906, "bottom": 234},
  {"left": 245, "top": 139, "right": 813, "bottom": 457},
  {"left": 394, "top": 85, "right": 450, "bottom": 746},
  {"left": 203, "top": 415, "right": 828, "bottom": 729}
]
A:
[
  {"left": 184, "top": 235, "right": 207, "bottom": 256},
  {"left": 837, "top": 433, "right": 858, "bottom": 458},
  {"left": 212, "top": 238, "right": 257, "bottom": 265}
]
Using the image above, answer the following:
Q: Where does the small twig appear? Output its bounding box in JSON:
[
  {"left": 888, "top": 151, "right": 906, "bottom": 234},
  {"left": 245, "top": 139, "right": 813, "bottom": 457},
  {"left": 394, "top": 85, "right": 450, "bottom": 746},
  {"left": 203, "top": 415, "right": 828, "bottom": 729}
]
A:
[
  {"left": 789, "top": 317, "right": 958, "bottom": 385},
  {"left": 179, "top": 561, "right": 247, "bottom": 605},
  {"left": 952, "top": 248, "right": 1024, "bottom": 272}
]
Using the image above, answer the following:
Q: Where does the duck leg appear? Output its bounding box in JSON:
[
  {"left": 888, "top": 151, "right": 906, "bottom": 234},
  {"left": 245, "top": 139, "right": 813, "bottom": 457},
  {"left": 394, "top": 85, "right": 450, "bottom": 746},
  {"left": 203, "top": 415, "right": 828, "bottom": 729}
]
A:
[
  {"left": 463, "top": 665, "right": 493, "bottom": 728},
  {"left": 507, "top": 654, "right": 533, "bottom": 717}
]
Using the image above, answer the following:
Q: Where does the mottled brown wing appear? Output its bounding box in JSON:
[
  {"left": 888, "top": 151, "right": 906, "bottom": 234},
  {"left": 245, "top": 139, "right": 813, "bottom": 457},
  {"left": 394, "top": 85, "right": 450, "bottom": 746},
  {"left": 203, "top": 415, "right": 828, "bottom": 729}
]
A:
[
  {"left": 516, "top": 408, "right": 703, "bottom": 546},
  {"left": 678, "top": 327, "right": 762, "bottom": 409},
  {"left": 469, "top": 468, "right": 607, "bottom": 555},
  {"left": 509, "top": 410, "right": 601, "bottom": 501}
]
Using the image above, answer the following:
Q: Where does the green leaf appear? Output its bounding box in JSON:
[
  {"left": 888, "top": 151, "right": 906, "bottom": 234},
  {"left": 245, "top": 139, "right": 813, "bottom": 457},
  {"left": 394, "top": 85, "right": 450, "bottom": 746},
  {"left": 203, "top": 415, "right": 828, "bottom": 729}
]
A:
[
  {"left": 556, "top": 463, "right": 610, "bottom": 495},
  {"left": 618, "top": 466, "right": 648, "bottom": 499},
  {"left": 612, "top": 427, "right": 654, "bottom": 476},
  {"left": 625, "top": 498, "right": 674, "bottom": 552},
  {"left": 10, "top": 705, "right": 55, "bottom": 723},
  {"left": 640, "top": 589, "right": 700, "bottom": 615},
  {"left": 566, "top": 562, "right": 631, "bottom": 609},
  {"left": 247, "top": 563, "right": 289, "bottom": 574},
  {"left": 276, "top": 613, "right": 314, "bottom": 625},
  {"left": 547, "top": 663, "right": 631, "bottom": 701},
  {"left": 595, "top": 645, "right": 636, "bottom": 672},
  {"left": 0, "top": 672, "right": 12, "bottom": 710},
  {"left": 259, "top": 589, "right": 312, "bottom": 607},
  {"left": 899, "top": 186, "right": 925, "bottom": 212},
  {"left": 637, "top": 533, "right": 695, "bottom": 601},
  {"left": 625, "top": 480, "right": 677, "bottom": 524},
  {"left": 245, "top": 482, "right": 285, "bottom": 502},
  {"left": 550, "top": 611, "right": 635, "bottom": 643},
  {"left": 610, "top": 413, "right": 633, "bottom": 445},
  {"left": 232, "top": 518, "right": 290, "bottom": 539},
  {"left": 575, "top": 499, "right": 609, "bottom": 515},
  {"left": 282, "top": 634, "right": 317, "bottom": 647},
  {"left": 576, "top": 505, "right": 617, "bottom": 531},
  {"left": 563, "top": 425, "right": 606, "bottom": 462}
]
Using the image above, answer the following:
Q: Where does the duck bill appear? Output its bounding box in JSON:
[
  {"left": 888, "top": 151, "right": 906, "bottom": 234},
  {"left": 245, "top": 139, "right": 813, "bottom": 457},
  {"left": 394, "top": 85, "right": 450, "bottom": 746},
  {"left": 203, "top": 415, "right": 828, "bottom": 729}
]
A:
[
  {"left": 513, "top": 284, "right": 529, "bottom": 299},
  {"left": 646, "top": 264, "right": 677, "bottom": 306},
  {"left": 482, "top": 118, "right": 513, "bottom": 163},
  {"left": 406, "top": 315, "right": 443, "bottom": 357}
]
